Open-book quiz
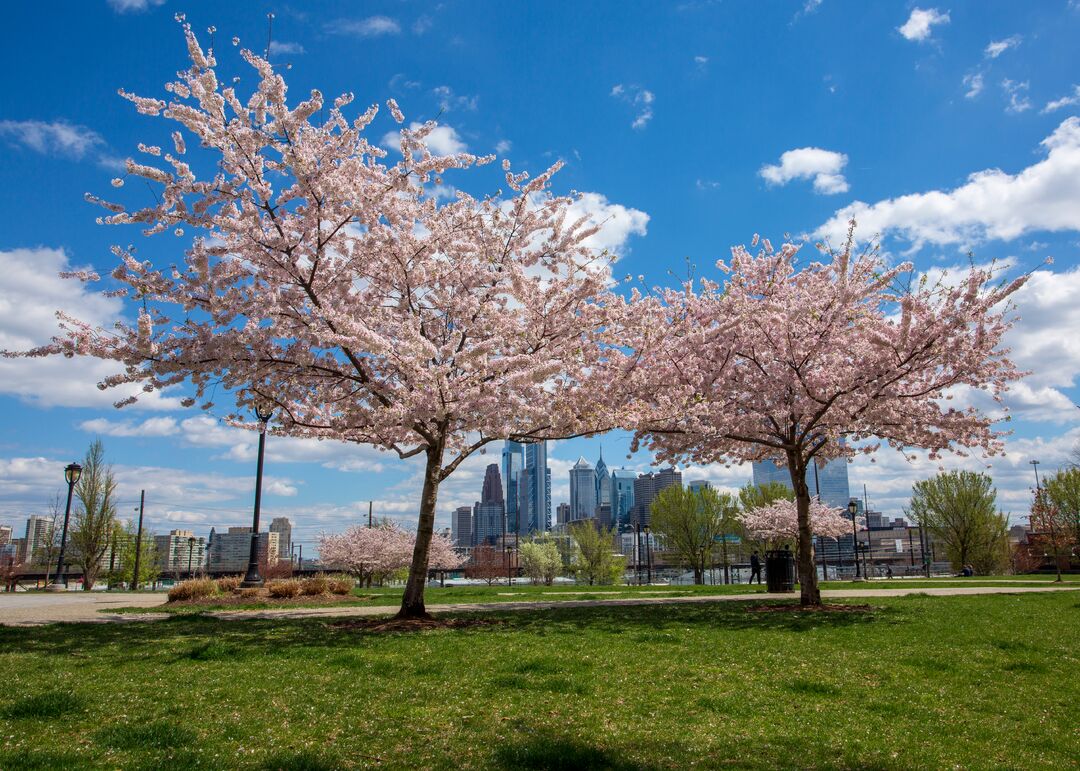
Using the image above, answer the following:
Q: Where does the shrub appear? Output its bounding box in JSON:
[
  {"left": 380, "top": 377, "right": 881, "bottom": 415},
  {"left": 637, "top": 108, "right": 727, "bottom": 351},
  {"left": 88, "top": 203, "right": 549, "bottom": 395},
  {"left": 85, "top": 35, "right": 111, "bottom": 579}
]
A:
[
  {"left": 215, "top": 575, "right": 242, "bottom": 592},
  {"left": 266, "top": 579, "right": 301, "bottom": 599},
  {"left": 238, "top": 588, "right": 260, "bottom": 599},
  {"left": 327, "top": 576, "right": 353, "bottom": 595},
  {"left": 300, "top": 574, "right": 329, "bottom": 596},
  {"left": 167, "top": 578, "right": 217, "bottom": 603}
]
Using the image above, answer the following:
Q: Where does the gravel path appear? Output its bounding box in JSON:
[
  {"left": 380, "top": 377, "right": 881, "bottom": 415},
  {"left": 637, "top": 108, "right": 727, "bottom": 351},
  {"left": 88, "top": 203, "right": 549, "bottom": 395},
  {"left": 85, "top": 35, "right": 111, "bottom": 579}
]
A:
[{"left": 1, "top": 584, "right": 1077, "bottom": 626}]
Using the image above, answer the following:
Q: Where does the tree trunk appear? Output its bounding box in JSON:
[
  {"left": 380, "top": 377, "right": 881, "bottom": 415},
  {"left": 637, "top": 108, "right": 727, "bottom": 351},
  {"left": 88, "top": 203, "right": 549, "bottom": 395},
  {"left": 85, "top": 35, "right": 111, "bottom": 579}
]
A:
[
  {"left": 396, "top": 445, "right": 443, "bottom": 620},
  {"left": 788, "top": 453, "right": 821, "bottom": 606}
]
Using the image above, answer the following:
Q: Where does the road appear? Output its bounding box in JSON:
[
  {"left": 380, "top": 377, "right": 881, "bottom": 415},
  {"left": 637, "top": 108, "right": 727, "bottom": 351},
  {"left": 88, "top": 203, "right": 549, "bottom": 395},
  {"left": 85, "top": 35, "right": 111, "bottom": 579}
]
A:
[{"left": 1, "top": 584, "right": 1077, "bottom": 626}]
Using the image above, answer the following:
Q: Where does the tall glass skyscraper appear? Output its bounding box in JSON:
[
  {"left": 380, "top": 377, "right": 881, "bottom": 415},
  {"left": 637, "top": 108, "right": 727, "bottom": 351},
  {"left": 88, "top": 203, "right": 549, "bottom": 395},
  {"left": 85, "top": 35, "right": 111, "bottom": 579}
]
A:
[
  {"left": 524, "top": 441, "right": 550, "bottom": 533},
  {"left": 610, "top": 469, "right": 637, "bottom": 528},
  {"left": 751, "top": 457, "right": 851, "bottom": 510},
  {"left": 570, "top": 457, "right": 597, "bottom": 521},
  {"left": 502, "top": 441, "right": 525, "bottom": 532}
]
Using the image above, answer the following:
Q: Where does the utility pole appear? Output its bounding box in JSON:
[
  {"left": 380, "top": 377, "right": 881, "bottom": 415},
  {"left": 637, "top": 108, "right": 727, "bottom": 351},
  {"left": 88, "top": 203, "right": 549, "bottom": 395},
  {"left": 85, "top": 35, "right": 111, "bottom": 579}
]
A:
[
  {"left": 132, "top": 490, "right": 145, "bottom": 591},
  {"left": 368, "top": 500, "right": 374, "bottom": 528}
]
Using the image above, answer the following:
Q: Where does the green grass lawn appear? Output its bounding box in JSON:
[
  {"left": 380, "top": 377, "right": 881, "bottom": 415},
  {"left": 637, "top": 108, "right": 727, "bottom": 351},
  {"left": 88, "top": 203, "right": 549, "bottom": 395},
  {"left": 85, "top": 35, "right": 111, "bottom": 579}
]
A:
[
  {"left": 110, "top": 575, "right": 1080, "bottom": 616},
  {"left": 4, "top": 592, "right": 1078, "bottom": 769}
]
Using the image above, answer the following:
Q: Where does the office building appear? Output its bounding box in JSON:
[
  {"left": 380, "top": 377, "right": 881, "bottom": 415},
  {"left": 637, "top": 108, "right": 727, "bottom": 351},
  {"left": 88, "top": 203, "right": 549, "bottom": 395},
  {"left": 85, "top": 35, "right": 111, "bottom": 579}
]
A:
[
  {"left": 155, "top": 530, "right": 208, "bottom": 574},
  {"left": 556, "top": 502, "right": 570, "bottom": 526},
  {"left": 473, "top": 501, "right": 503, "bottom": 546},
  {"left": 630, "top": 467, "right": 682, "bottom": 527},
  {"left": 269, "top": 517, "right": 292, "bottom": 561},
  {"left": 610, "top": 469, "right": 637, "bottom": 529},
  {"left": 452, "top": 505, "right": 473, "bottom": 547},
  {"left": 594, "top": 449, "right": 610, "bottom": 509},
  {"left": 206, "top": 527, "right": 279, "bottom": 573},
  {"left": 687, "top": 480, "right": 712, "bottom": 494},
  {"left": 23, "top": 515, "right": 55, "bottom": 566},
  {"left": 752, "top": 456, "right": 851, "bottom": 510},
  {"left": 502, "top": 441, "right": 525, "bottom": 534},
  {"left": 524, "top": 441, "right": 551, "bottom": 533},
  {"left": 0, "top": 525, "right": 11, "bottom": 547},
  {"left": 570, "top": 457, "right": 597, "bottom": 521}
]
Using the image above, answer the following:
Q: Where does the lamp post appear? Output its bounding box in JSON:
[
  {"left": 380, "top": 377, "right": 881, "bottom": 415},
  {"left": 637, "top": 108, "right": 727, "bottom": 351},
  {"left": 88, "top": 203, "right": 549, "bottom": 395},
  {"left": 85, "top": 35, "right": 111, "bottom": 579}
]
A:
[
  {"left": 634, "top": 522, "right": 642, "bottom": 585},
  {"left": 847, "top": 499, "right": 861, "bottom": 580},
  {"left": 505, "top": 545, "right": 513, "bottom": 586},
  {"left": 1030, "top": 459, "right": 1041, "bottom": 491},
  {"left": 241, "top": 404, "right": 273, "bottom": 588},
  {"left": 643, "top": 525, "right": 652, "bottom": 585},
  {"left": 48, "top": 463, "right": 82, "bottom": 592},
  {"left": 187, "top": 536, "right": 196, "bottom": 578}
]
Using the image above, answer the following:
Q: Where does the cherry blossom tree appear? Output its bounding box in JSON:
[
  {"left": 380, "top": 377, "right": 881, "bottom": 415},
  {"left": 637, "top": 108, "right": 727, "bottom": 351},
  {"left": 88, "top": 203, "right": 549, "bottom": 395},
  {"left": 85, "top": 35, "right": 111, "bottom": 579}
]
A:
[
  {"left": 739, "top": 498, "right": 850, "bottom": 545},
  {"left": 631, "top": 227, "right": 1028, "bottom": 605},
  {"left": 10, "top": 19, "right": 627, "bottom": 618},
  {"left": 318, "top": 523, "right": 412, "bottom": 587}
]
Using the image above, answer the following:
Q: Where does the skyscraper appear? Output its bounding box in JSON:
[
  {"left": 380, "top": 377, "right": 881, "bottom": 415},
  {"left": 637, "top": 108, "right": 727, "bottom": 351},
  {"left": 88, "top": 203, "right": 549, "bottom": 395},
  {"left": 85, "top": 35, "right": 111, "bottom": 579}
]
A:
[
  {"left": 502, "top": 441, "right": 525, "bottom": 532},
  {"left": 524, "top": 441, "right": 550, "bottom": 533},
  {"left": 474, "top": 463, "right": 506, "bottom": 546},
  {"left": 610, "top": 469, "right": 637, "bottom": 528},
  {"left": 687, "top": 480, "right": 713, "bottom": 494},
  {"left": 452, "top": 505, "right": 473, "bottom": 547},
  {"left": 594, "top": 448, "right": 610, "bottom": 509},
  {"left": 630, "top": 467, "right": 682, "bottom": 527},
  {"left": 569, "top": 457, "right": 597, "bottom": 521},
  {"left": 481, "top": 463, "right": 504, "bottom": 506},
  {"left": 556, "top": 502, "right": 570, "bottom": 526},
  {"left": 269, "top": 517, "right": 292, "bottom": 562},
  {"left": 23, "top": 515, "right": 53, "bottom": 565},
  {"left": 752, "top": 457, "right": 851, "bottom": 510}
]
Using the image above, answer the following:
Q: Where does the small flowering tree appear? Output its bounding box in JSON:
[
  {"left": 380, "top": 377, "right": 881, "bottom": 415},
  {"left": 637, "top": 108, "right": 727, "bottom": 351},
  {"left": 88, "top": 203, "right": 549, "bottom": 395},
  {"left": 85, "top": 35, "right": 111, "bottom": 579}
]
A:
[
  {"left": 1028, "top": 489, "right": 1077, "bottom": 582},
  {"left": 318, "top": 523, "right": 413, "bottom": 587},
  {"left": 11, "top": 19, "right": 627, "bottom": 618},
  {"left": 632, "top": 228, "right": 1028, "bottom": 605},
  {"left": 739, "top": 498, "right": 850, "bottom": 549}
]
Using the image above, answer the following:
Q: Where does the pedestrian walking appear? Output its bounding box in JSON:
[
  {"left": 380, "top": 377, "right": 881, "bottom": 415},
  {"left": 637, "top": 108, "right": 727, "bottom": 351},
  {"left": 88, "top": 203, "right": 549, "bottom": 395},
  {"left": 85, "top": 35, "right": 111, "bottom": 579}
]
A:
[{"left": 750, "top": 551, "right": 762, "bottom": 584}]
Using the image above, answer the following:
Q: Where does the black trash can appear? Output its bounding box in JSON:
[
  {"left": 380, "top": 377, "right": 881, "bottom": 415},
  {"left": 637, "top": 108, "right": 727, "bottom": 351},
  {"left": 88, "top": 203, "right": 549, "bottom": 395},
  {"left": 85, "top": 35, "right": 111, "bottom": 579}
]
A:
[{"left": 765, "top": 549, "right": 795, "bottom": 593}]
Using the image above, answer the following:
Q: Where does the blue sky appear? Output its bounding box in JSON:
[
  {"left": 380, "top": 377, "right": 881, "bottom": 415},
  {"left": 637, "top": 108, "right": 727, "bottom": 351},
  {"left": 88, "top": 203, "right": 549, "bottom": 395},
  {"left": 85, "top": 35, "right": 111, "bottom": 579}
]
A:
[{"left": 2, "top": 1, "right": 1080, "bottom": 554}]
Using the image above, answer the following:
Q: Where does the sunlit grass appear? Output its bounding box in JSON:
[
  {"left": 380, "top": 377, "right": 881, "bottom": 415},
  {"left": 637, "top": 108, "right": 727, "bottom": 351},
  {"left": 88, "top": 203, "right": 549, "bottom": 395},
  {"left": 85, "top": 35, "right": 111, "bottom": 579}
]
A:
[{"left": 3, "top": 593, "right": 1078, "bottom": 769}]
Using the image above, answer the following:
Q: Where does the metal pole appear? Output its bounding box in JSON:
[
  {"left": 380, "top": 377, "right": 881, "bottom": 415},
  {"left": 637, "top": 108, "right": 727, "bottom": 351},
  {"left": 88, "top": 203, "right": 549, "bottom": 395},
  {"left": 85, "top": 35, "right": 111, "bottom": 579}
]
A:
[
  {"left": 132, "top": 490, "right": 145, "bottom": 590},
  {"left": 368, "top": 500, "right": 373, "bottom": 527},
  {"left": 297, "top": 544, "right": 302, "bottom": 572},
  {"left": 645, "top": 529, "right": 652, "bottom": 584},
  {"left": 241, "top": 408, "right": 272, "bottom": 588},
  {"left": 908, "top": 526, "right": 915, "bottom": 568},
  {"left": 187, "top": 538, "right": 195, "bottom": 578},
  {"left": 634, "top": 523, "right": 641, "bottom": 585},
  {"left": 1030, "top": 459, "right": 1041, "bottom": 491},
  {"left": 850, "top": 510, "right": 860, "bottom": 578},
  {"left": 51, "top": 477, "right": 77, "bottom": 591}
]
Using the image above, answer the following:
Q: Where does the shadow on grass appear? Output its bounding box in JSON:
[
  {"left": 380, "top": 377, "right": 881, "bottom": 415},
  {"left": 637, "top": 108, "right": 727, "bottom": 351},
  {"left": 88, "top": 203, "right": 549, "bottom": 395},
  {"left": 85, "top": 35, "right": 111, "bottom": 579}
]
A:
[
  {"left": 0, "top": 749, "right": 94, "bottom": 771},
  {"left": 493, "top": 731, "right": 659, "bottom": 770},
  {"left": 0, "top": 600, "right": 887, "bottom": 662},
  {"left": 1, "top": 690, "right": 86, "bottom": 720}
]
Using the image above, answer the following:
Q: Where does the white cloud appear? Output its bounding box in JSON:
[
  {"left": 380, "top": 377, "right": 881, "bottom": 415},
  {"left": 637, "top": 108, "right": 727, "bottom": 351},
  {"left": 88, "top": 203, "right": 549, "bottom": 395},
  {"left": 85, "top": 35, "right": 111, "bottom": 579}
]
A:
[
  {"left": 562, "top": 192, "right": 649, "bottom": 255},
  {"left": 897, "top": 8, "right": 950, "bottom": 42},
  {"left": 79, "top": 417, "right": 180, "bottom": 438},
  {"left": 0, "top": 120, "right": 104, "bottom": 160},
  {"left": 693, "top": 55, "right": 709, "bottom": 70},
  {"left": 328, "top": 16, "right": 401, "bottom": 37},
  {"left": 815, "top": 118, "right": 1080, "bottom": 248},
  {"left": 0, "top": 247, "right": 180, "bottom": 410},
  {"left": 412, "top": 15, "right": 433, "bottom": 35},
  {"left": 381, "top": 122, "right": 467, "bottom": 155},
  {"left": 432, "top": 85, "right": 478, "bottom": 112},
  {"left": 1002, "top": 79, "right": 1032, "bottom": 113},
  {"left": 1043, "top": 85, "right": 1080, "bottom": 114},
  {"left": 106, "top": 0, "right": 164, "bottom": 13},
  {"left": 495, "top": 139, "right": 512, "bottom": 155},
  {"left": 610, "top": 84, "right": 654, "bottom": 130},
  {"left": 984, "top": 35, "right": 1021, "bottom": 58},
  {"left": 759, "top": 147, "right": 850, "bottom": 194},
  {"left": 696, "top": 179, "right": 721, "bottom": 191},
  {"left": 268, "top": 40, "right": 305, "bottom": 56},
  {"left": 963, "top": 71, "right": 985, "bottom": 99}
]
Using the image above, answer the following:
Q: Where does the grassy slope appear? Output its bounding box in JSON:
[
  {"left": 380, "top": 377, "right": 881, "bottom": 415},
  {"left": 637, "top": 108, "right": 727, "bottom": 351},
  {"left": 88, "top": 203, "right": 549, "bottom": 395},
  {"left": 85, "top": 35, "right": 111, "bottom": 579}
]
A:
[{"left": 3, "top": 593, "right": 1078, "bottom": 770}]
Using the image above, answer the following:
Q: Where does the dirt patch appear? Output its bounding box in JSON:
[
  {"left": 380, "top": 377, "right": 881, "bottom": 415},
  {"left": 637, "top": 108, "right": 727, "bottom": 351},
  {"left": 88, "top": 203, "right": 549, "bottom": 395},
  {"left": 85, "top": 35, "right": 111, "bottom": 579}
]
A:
[
  {"left": 330, "top": 616, "right": 503, "bottom": 634},
  {"left": 747, "top": 603, "right": 875, "bottom": 613},
  {"left": 167, "top": 593, "right": 373, "bottom": 609}
]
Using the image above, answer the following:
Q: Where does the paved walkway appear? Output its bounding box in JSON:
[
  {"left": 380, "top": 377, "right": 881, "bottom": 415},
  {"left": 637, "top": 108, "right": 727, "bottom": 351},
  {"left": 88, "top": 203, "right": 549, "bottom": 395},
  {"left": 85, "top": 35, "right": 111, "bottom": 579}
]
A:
[{"left": 1, "top": 584, "right": 1077, "bottom": 627}]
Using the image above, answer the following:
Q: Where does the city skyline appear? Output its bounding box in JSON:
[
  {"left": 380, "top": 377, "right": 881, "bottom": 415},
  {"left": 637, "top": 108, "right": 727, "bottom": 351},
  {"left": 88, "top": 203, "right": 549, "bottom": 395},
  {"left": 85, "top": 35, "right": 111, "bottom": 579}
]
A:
[{"left": 1, "top": 3, "right": 1078, "bottom": 555}]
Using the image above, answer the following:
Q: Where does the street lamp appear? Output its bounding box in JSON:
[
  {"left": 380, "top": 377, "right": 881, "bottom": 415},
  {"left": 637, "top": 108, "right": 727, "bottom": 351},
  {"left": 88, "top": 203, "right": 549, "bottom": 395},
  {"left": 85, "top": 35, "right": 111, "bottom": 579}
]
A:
[
  {"left": 187, "top": 536, "right": 196, "bottom": 578},
  {"left": 643, "top": 525, "right": 653, "bottom": 585},
  {"left": 505, "top": 545, "right": 514, "bottom": 586},
  {"left": 241, "top": 404, "right": 273, "bottom": 588},
  {"left": 1030, "top": 459, "right": 1041, "bottom": 491},
  {"left": 847, "top": 499, "right": 861, "bottom": 580},
  {"left": 48, "top": 462, "right": 82, "bottom": 592},
  {"left": 634, "top": 522, "right": 642, "bottom": 585}
]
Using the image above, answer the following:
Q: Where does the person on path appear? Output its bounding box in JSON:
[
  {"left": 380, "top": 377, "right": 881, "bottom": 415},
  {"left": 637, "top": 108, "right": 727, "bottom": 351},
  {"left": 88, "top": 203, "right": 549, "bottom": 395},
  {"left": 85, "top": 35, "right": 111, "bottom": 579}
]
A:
[{"left": 750, "top": 551, "right": 762, "bottom": 584}]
